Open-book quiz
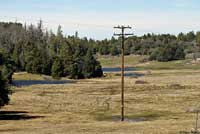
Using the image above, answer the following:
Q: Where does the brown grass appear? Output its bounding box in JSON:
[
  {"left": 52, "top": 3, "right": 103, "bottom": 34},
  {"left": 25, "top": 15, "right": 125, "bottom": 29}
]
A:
[{"left": 1, "top": 70, "right": 200, "bottom": 133}]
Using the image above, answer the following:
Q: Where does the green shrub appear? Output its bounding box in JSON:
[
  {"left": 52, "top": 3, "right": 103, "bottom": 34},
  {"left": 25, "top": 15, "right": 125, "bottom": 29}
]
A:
[
  {"left": 149, "top": 44, "right": 185, "bottom": 62},
  {"left": 51, "top": 58, "right": 64, "bottom": 79}
]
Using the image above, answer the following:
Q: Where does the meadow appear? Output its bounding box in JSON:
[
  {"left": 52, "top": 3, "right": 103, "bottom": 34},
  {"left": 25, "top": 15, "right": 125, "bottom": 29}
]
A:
[{"left": 1, "top": 55, "right": 200, "bottom": 134}]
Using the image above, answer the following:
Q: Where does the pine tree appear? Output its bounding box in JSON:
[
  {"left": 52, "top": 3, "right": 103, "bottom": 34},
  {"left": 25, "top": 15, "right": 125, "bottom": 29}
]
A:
[
  {"left": 94, "top": 61, "right": 103, "bottom": 78},
  {"left": 51, "top": 57, "right": 64, "bottom": 79},
  {"left": 110, "top": 45, "right": 119, "bottom": 56},
  {"left": 83, "top": 49, "right": 103, "bottom": 78},
  {"left": 0, "top": 71, "right": 10, "bottom": 108},
  {"left": 69, "top": 45, "right": 85, "bottom": 79},
  {"left": 83, "top": 49, "right": 96, "bottom": 78},
  {"left": 0, "top": 52, "right": 15, "bottom": 83},
  {"left": 60, "top": 41, "right": 74, "bottom": 76},
  {"left": 175, "top": 45, "right": 185, "bottom": 60},
  {"left": 69, "top": 62, "right": 84, "bottom": 79}
]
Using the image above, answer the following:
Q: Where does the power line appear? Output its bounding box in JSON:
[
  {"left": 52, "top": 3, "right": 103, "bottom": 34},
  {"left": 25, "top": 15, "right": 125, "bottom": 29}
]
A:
[{"left": 114, "top": 25, "right": 133, "bottom": 122}]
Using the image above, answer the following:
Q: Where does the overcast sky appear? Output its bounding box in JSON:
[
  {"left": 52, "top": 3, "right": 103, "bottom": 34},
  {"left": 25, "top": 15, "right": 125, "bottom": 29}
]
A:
[{"left": 1, "top": 0, "right": 200, "bottom": 39}]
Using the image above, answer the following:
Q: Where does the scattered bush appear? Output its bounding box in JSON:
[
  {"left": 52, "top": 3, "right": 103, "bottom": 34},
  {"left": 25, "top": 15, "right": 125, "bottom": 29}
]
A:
[
  {"left": 149, "top": 44, "right": 185, "bottom": 62},
  {"left": 135, "top": 80, "right": 148, "bottom": 84}
]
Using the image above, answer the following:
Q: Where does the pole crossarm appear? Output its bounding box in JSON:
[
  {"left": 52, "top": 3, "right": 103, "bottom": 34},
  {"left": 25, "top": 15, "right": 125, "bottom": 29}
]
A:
[
  {"left": 114, "top": 33, "right": 133, "bottom": 36},
  {"left": 114, "top": 26, "right": 132, "bottom": 29},
  {"left": 124, "top": 33, "right": 134, "bottom": 36}
]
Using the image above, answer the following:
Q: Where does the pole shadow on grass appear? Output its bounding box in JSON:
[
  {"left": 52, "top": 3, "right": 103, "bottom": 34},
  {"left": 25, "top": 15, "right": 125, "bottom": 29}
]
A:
[
  {"left": 12, "top": 80, "right": 75, "bottom": 87},
  {"left": 91, "top": 110, "right": 173, "bottom": 123},
  {"left": 0, "top": 111, "right": 44, "bottom": 120},
  {"left": 92, "top": 113, "right": 150, "bottom": 123}
]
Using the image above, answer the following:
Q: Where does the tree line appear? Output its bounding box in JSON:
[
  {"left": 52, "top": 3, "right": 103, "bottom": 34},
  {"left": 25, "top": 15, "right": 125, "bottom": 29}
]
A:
[
  {"left": 1, "top": 22, "right": 200, "bottom": 75},
  {"left": 0, "top": 21, "right": 103, "bottom": 81},
  {"left": 96, "top": 32, "right": 200, "bottom": 61}
]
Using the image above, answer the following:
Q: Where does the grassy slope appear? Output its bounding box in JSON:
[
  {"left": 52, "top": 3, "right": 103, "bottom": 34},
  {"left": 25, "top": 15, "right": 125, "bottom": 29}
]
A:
[
  {"left": 1, "top": 69, "right": 200, "bottom": 133},
  {"left": 98, "top": 55, "right": 147, "bottom": 67},
  {"left": 98, "top": 55, "right": 200, "bottom": 70}
]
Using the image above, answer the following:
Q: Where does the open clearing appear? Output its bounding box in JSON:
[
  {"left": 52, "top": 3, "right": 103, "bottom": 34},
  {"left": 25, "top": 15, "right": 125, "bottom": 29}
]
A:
[
  {"left": 99, "top": 55, "right": 200, "bottom": 70},
  {"left": 0, "top": 69, "right": 200, "bottom": 134},
  {"left": 1, "top": 55, "right": 200, "bottom": 134}
]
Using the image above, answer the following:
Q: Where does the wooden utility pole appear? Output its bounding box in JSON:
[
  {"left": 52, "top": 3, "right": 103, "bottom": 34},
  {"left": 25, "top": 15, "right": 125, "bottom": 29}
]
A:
[{"left": 114, "top": 26, "right": 133, "bottom": 121}]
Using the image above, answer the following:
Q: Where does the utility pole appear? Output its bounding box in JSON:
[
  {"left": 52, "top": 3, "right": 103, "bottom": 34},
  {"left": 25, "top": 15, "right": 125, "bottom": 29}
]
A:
[{"left": 114, "top": 25, "right": 133, "bottom": 121}]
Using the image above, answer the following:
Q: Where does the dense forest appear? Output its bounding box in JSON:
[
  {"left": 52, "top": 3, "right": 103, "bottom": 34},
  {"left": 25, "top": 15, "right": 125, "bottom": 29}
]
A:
[{"left": 0, "top": 21, "right": 103, "bottom": 81}]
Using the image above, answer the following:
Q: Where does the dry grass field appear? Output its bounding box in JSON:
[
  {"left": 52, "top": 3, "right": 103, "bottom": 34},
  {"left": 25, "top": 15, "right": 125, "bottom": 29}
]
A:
[{"left": 1, "top": 68, "right": 200, "bottom": 134}]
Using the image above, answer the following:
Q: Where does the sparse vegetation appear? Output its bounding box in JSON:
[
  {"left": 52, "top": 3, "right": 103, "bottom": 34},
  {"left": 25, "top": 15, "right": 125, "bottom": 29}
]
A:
[
  {"left": 0, "top": 69, "right": 199, "bottom": 133},
  {"left": 98, "top": 54, "right": 200, "bottom": 71}
]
